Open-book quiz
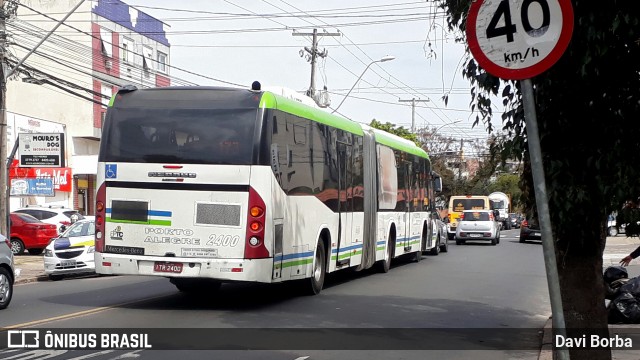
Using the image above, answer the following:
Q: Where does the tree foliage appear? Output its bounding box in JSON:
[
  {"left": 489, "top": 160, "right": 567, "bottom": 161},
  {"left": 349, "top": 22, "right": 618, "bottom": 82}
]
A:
[
  {"left": 435, "top": 1, "right": 640, "bottom": 358},
  {"left": 369, "top": 119, "right": 419, "bottom": 145}
]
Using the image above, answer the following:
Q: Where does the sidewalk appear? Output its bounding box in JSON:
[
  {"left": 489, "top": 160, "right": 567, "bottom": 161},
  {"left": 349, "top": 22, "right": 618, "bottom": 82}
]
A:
[
  {"left": 12, "top": 254, "right": 49, "bottom": 284},
  {"left": 538, "top": 235, "right": 640, "bottom": 359}
]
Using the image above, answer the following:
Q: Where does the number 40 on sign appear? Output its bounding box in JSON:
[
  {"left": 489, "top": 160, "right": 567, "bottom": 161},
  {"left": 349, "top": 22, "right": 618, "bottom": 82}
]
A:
[{"left": 466, "top": 0, "right": 574, "bottom": 80}]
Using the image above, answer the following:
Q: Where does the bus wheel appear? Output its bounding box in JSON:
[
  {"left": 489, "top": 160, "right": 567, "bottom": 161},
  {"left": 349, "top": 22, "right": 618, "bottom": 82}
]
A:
[
  {"left": 377, "top": 235, "right": 394, "bottom": 273},
  {"left": 171, "top": 278, "right": 222, "bottom": 294},
  {"left": 302, "top": 240, "right": 326, "bottom": 295}
]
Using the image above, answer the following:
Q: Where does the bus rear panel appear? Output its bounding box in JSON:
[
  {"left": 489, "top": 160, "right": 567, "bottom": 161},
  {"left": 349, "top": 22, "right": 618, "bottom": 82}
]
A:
[{"left": 95, "top": 87, "right": 276, "bottom": 283}]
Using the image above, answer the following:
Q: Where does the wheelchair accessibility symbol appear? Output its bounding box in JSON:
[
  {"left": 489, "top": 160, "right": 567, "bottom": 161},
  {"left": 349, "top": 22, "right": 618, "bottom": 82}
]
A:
[{"left": 105, "top": 164, "right": 117, "bottom": 179}]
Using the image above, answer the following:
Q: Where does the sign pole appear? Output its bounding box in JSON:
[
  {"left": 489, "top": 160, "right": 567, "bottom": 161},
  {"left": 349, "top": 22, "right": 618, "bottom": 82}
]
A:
[
  {"left": 465, "top": 1, "right": 574, "bottom": 357},
  {"left": 521, "top": 78, "right": 569, "bottom": 360}
]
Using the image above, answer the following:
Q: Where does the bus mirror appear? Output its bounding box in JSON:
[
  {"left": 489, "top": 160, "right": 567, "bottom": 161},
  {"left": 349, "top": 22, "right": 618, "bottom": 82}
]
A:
[{"left": 434, "top": 175, "right": 442, "bottom": 193}]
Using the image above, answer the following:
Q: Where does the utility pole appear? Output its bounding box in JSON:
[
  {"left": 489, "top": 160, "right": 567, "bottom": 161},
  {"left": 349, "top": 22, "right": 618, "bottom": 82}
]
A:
[
  {"left": 0, "top": 0, "right": 9, "bottom": 237},
  {"left": 458, "top": 138, "right": 464, "bottom": 181},
  {"left": 0, "top": 0, "right": 82, "bottom": 236},
  {"left": 398, "top": 98, "right": 430, "bottom": 132},
  {"left": 293, "top": 29, "right": 340, "bottom": 106}
]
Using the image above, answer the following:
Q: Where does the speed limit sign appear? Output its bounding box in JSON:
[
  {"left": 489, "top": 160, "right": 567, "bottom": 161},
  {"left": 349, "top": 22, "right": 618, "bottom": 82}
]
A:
[{"left": 466, "top": 0, "right": 574, "bottom": 80}]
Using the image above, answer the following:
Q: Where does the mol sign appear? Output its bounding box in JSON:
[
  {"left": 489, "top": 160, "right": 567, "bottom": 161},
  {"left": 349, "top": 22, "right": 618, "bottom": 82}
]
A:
[{"left": 466, "top": 0, "right": 574, "bottom": 80}]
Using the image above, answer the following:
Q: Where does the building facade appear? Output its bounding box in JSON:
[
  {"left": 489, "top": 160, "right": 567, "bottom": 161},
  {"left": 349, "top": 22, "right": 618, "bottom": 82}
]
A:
[{"left": 7, "top": 0, "right": 170, "bottom": 215}]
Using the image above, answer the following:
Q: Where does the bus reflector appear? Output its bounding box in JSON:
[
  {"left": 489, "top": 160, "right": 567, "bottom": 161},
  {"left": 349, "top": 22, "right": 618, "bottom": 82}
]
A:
[
  {"left": 102, "top": 262, "right": 111, "bottom": 267},
  {"left": 231, "top": 268, "right": 243, "bottom": 273},
  {"left": 95, "top": 183, "right": 106, "bottom": 252},
  {"left": 245, "top": 187, "right": 269, "bottom": 259}
]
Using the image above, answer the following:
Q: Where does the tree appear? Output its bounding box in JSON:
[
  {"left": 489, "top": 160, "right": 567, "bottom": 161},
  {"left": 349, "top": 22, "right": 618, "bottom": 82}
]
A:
[
  {"left": 369, "top": 119, "right": 418, "bottom": 145},
  {"left": 436, "top": 1, "right": 640, "bottom": 358}
]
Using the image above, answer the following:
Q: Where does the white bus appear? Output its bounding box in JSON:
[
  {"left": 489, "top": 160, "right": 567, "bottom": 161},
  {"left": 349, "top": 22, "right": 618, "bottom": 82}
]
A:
[{"left": 95, "top": 85, "right": 442, "bottom": 295}]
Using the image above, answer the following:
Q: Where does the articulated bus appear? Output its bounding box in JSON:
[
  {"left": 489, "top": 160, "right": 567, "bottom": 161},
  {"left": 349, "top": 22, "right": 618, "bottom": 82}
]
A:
[
  {"left": 95, "top": 85, "right": 443, "bottom": 295},
  {"left": 446, "top": 195, "right": 491, "bottom": 239}
]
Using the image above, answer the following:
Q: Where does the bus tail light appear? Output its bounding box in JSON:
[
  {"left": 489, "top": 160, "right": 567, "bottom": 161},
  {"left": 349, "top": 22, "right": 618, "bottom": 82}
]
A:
[
  {"left": 95, "top": 183, "right": 106, "bottom": 252},
  {"left": 245, "top": 186, "right": 269, "bottom": 259}
]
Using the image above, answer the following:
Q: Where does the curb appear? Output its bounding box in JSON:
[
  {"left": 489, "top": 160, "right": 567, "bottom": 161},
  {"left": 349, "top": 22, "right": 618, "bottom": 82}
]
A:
[
  {"left": 14, "top": 274, "right": 49, "bottom": 285},
  {"left": 538, "top": 316, "right": 553, "bottom": 360}
]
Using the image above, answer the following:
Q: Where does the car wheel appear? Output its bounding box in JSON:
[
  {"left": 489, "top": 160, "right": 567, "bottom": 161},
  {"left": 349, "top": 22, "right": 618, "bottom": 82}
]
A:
[
  {"left": 10, "top": 238, "right": 24, "bottom": 255},
  {"left": 497, "top": 233, "right": 500, "bottom": 244},
  {"left": 0, "top": 267, "right": 13, "bottom": 310},
  {"left": 491, "top": 237, "right": 497, "bottom": 246},
  {"left": 429, "top": 237, "right": 440, "bottom": 256},
  {"left": 28, "top": 248, "right": 44, "bottom": 256},
  {"left": 440, "top": 235, "right": 449, "bottom": 253},
  {"left": 608, "top": 227, "right": 618, "bottom": 237}
]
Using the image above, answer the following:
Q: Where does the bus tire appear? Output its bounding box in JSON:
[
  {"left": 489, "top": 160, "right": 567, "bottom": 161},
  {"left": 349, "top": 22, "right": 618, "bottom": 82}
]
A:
[
  {"left": 302, "top": 240, "right": 326, "bottom": 296},
  {"left": 376, "top": 232, "right": 394, "bottom": 273},
  {"left": 171, "top": 278, "right": 222, "bottom": 294}
]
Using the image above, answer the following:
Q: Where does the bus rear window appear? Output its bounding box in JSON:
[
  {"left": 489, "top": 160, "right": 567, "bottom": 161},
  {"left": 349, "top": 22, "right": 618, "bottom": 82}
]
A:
[
  {"left": 453, "top": 199, "right": 487, "bottom": 212},
  {"left": 100, "top": 107, "right": 258, "bottom": 165}
]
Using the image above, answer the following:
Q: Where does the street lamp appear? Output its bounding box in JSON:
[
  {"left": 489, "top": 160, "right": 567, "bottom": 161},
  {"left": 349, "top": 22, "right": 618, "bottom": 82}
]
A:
[
  {"left": 433, "top": 120, "right": 462, "bottom": 135},
  {"left": 331, "top": 55, "right": 396, "bottom": 114}
]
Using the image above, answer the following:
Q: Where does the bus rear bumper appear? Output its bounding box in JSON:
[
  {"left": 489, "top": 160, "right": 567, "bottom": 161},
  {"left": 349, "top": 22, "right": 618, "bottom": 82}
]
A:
[{"left": 95, "top": 253, "right": 275, "bottom": 283}]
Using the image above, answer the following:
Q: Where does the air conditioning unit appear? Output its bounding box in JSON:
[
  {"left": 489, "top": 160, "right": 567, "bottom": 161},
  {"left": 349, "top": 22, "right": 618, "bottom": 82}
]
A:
[{"left": 104, "top": 59, "right": 112, "bottom": 69}]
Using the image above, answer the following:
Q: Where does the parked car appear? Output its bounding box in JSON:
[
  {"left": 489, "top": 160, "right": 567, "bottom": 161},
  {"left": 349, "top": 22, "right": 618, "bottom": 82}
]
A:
[
  {"left": 455, "top": 210, "right": 501, "bottom": 245},
  {"left": 13, "top": 205, "right": 84, "bottom": 234},
  {"left": 9, "top": 213, "right": 59, "bottom": 255},
  {"left": 0, "top": 233, "right": 14, "bottom": 310},
  {"left": 607, "top": 214, "right": 626, "bottom": 237},
  {"left": 424, "top": 210, "right": 448, "bottom": 255},
  {"left": 520, "top": 218, "right": 541, "bottom": 242},
  {"left": 509, "top": 213, "right": 523, "bottom": 229},
  {"left": 44, "top": 219, "right": 95, "bottom": 280}
]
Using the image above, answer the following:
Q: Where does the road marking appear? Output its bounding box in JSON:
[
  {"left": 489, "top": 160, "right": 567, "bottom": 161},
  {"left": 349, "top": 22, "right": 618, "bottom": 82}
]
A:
[
  {"left": 109, "top": 350, "right": 143, "bottom": 359},
  {"left": 3, "top": 294, "right": 171, "bottom": 329},
  {"left": 67, "top": 350, "right": 115, "bottom": 360}
]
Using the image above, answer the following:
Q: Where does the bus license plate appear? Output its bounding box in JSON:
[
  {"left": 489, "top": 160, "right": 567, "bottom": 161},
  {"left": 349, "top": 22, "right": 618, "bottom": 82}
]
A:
[{"left": 154, "top": 262, "right": 183, "bottom": 274}]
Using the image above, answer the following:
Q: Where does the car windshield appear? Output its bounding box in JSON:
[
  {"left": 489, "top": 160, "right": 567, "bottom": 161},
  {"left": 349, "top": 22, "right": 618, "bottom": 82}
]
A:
[
  {"left": 61, "top": 221, "right": 95, "bottom": 238},
  {"left": 463, "top": 212, "right": 490, "bottom": 221}
]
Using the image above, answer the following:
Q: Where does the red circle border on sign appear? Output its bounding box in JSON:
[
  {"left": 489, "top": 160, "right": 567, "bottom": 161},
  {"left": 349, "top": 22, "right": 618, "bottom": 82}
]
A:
[{"left": 466, "top": 0, "right": 574, "bottom": 80}]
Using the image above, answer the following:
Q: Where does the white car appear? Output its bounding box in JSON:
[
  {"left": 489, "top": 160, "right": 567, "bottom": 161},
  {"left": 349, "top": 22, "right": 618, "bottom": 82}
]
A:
[
  {"left": 455, "top": 210, "right": 501, "bottom": 245},
  {"left": 0, "top": 233, "right": 14, "bottom": 309},
  {"left": 44, "top": 219, "right": 95, "bottom": 280},
  {"left": 14, "top": 206, "right": 84, "bottom": 234}
]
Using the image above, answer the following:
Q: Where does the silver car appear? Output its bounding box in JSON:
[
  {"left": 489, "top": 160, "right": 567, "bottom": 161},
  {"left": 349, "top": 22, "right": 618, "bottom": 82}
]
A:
[
  {"left": 0, "top": 233, "right": 15, "bottom": 309},
  {"left": 455, "top": 210, "right": 501, "bottom": 245}
]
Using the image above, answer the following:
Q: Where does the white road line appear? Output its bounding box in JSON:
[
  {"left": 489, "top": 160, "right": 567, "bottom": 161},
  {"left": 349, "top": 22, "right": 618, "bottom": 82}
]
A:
[{"left": 108, "top": 350, "right": 143, "bottom": 359}]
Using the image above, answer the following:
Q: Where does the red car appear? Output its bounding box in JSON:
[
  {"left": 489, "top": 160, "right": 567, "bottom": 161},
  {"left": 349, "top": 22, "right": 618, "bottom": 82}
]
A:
[{"left": 9, "top": 213, "right": 58, "bottom": 255}]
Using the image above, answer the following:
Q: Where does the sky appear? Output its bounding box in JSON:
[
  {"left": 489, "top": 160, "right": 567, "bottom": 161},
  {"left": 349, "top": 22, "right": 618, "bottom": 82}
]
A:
[{"left": 122, "top": 0, "right": 502, "bottom": 143}]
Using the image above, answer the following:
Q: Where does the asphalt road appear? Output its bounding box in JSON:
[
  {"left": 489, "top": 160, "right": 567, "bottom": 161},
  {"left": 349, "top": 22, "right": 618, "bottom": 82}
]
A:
[{"left": 1, "top": 228, "right": 551, "bottom": 360}]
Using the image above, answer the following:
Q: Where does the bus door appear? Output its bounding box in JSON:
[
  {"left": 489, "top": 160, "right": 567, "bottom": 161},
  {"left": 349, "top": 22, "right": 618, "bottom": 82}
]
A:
[
  {"left": 398, "top": 160, "right": 411, "bottom": 252},
  {"left": 336, "top": 141, "right": 353, "bottom": 267}
]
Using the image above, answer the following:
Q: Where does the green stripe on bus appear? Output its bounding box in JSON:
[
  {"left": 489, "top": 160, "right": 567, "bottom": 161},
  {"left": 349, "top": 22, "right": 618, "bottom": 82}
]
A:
[
  {"left": 108, "top": 93, "right": 117, "bottom": 107},
  {"left": 259, "top": 92, "right": 364, "bottom": 136},
  {"left": 372, "top": 129, "right": 429, "bottom": 159},
  {"left": 281, "top": 258, "right": 313, "bottom": 268},
  {"left": 331, "top": 250, "right": 363, "bottom": 261},
  {"left": 106, "top": 218, "right": 172, "bottom": 226}
]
